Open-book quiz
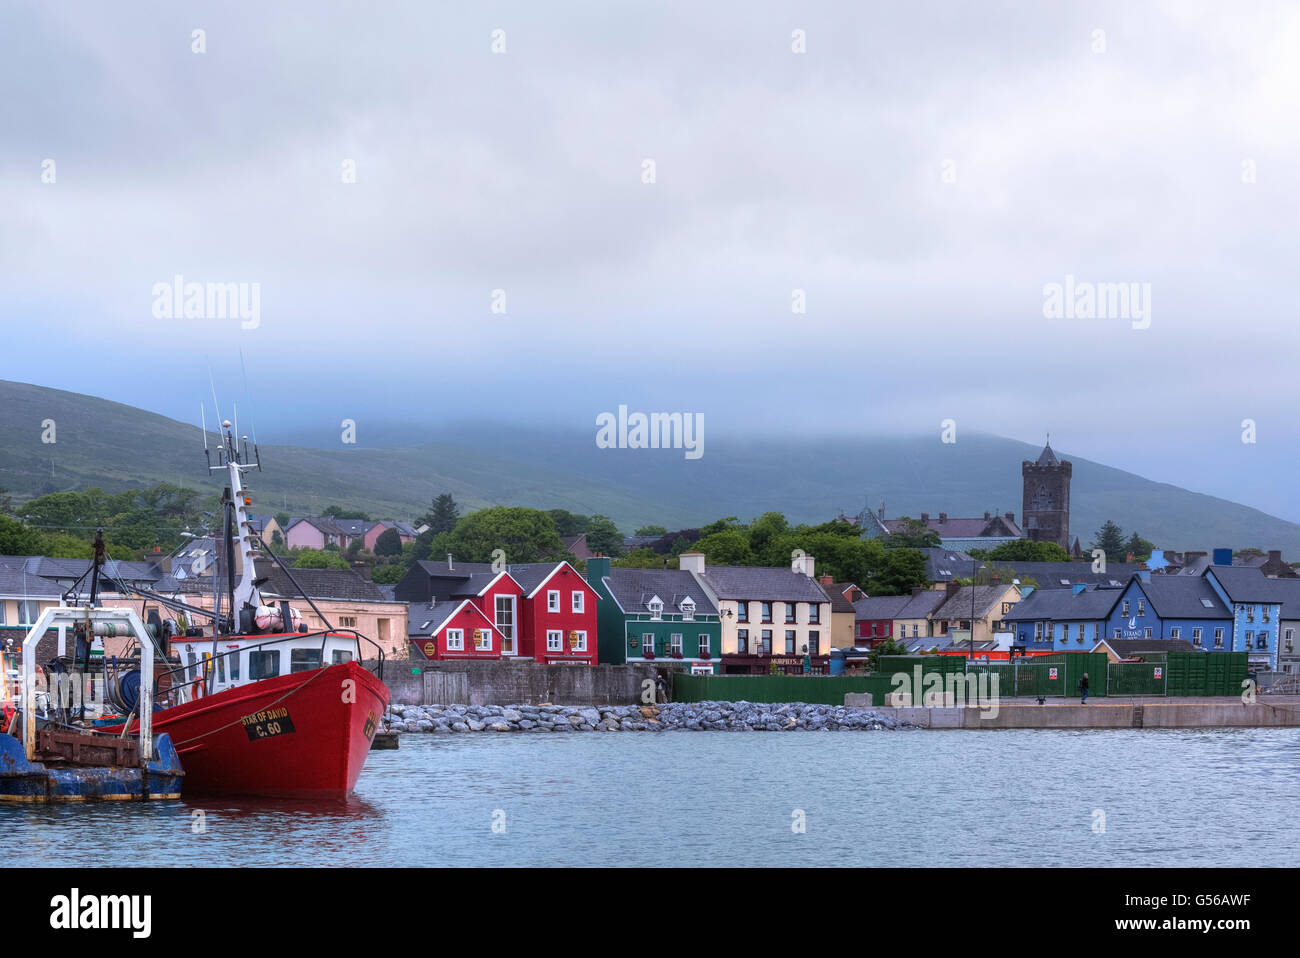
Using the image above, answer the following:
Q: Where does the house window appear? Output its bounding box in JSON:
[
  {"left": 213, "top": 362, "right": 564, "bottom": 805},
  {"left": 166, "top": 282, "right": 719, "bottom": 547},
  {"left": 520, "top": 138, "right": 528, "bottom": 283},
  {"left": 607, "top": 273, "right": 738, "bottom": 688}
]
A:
[
  {"left": 1144, "top": 628, "right": 1152, "bottom": 639},
  {"left": 572, "top": 591, "right": 584, "bottom": 614},
  {"left": 1193, "top": 628, "right": 1202, "bottom": 646},
  {"left": 808, "top": 631, "right": 820, "bottom": 655},
  {"left": 475, "top": 628, "right": 492, "bottom": 651},
  {"left": 784, "top": 603, "right": 795, "bottom": 623},
  {"left": 1256, "top": 634, "right": 1268, "bottom": 649},
  {"left": 648, "top": 598, "right": 664, "bottom": 620},
  {"left": 642, "top": 633, "right": 655, "bottom": 654},
  {"left": 17, "top": 601, "right": 42, "bottom": 625},
  {"left": 912, "top": 624, "right": 919, "bottom": 637},
  {"left": 572, "top": 631, "right": 587, "bottom": 652},
  {"left": 1122, "top": 600, "right": 1129, "bottom": 616},
  {"left": 1214, "top": 628, "right": 1224, "bottom": 648},
  {"left": 547, "top": 630, "right": 563, "bottom": 652},
  {"left": 698, "top": 634, "right": 710, "bottom": 654},
  {"left": 670, "top": 633, "right": 682, "bottom": 655},
  {"left": 1034, "top": 622, "right": 1044, "bottom": 641},
  {"left": 1247, "top": 605, "right": 1255, "bottom": 622},
  {"left": 785, "top": 630, "right": 796, "bottom": 654},
  {"left": 737, "top": 629, "right": 748, "bottom": 653},
  {"left": 1114, "top": 629, "right": 1121, "bottom": 639},
  {"left": 681, "top": 599, "right": 695, "bottom": 621},
  {"left": 809, "top": 605, "right": 820, "bottom": 625},
  {"left": 1062, "top": 623, "right": 1070, "bottom": 642},
  {"left": 1170, "top": 628, "right": 1180, "bottom": 639},
  {"left": 1245, "top": 631, "right": 1253, "bottom": 650},
  {"left": 447, "top": 629, "right": 464, "bottom": 651},
  {"left": 1137, "top": 601, "right": 1145, "bottom": 616},
  {"left": 760, "top": 630, "right": 772, "bottom": 654},
  {"left": 339, "top": 616, "right": 358, "bottom": 628},
  {"left": 761, "top": 602, "right": 773, "bottom": 623},
  {"left": 548, "top": 591, "right": 560, "bottom": 613},
  {"left": 736, "top": 602, "right": 748, "bottom": 623},
  {"left": 1286, "top": 628, "right": 1294, "bottom": 652},
  {"left": 0, "top": 603, "right": 5, "bottom": 626},
  {"left": 496, "top": 596, "right": 515, "bottom": 654}
]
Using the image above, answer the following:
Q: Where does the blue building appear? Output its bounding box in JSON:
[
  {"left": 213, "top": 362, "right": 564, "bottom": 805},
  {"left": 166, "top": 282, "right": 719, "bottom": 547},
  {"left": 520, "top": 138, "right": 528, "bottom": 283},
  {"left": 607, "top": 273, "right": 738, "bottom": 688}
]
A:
[
  {"left": 1203, "top": 565, "right": 1284, "bottom": 671},
  {"left": 1003, "top": 583, "right": 1120, "bottom": 651},
  {"left": 1101, "top": 575, "right": 1231, "bottom": 650}
]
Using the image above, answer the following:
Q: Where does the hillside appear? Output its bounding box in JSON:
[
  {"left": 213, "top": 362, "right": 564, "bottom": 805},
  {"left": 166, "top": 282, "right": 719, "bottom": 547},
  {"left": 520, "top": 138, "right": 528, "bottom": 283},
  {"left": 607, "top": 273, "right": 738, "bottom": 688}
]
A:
[{"left": 2, "top": 379, "right": 1297, "bottom": 554}]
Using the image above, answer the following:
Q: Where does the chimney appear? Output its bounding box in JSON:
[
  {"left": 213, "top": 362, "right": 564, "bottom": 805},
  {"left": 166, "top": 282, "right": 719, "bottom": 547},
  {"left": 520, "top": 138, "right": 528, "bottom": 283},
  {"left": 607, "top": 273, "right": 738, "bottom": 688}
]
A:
[
  {"left": 984, "top": 511, "right": 991, "bottom": 520},
  {"left": 1185, "top": 551, "right": 1206, "bottom": 560},
  {"left": 911, "top": 586, "right": 923, "bottom": 597},
  {"left": 1269, "top": 550, "right": 1282, "bottom": 562},
  {"left": 920, "top": 512, "right": 929, "bottom": 522},
  {"left": 679, "top": 551, "right": 705, "bottom": 575},
  {"left": 945, "top": 581, "right": 961, "bottom": 599},
  {"left": 798, "top": 554, "right": 816, "bottom": 578},
  {"left": 1004, "top": 512, "right": 1015, "bottom": 522},
  {"left": 938, "top": 512, "right": 947, "bottom": 523},
  {"left": 819, "top": 572, "right": 833, "bottom": 586},
  {"left": 447, "top": 553, "right": 454, "bottom": 571}
]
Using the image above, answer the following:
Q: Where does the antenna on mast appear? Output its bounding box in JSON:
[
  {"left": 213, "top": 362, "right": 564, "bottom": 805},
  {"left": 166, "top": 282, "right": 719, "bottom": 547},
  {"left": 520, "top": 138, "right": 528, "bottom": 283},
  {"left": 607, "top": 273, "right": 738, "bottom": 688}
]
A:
[{"left": 201, "top": 404, "right": 212, "bottom": 469}]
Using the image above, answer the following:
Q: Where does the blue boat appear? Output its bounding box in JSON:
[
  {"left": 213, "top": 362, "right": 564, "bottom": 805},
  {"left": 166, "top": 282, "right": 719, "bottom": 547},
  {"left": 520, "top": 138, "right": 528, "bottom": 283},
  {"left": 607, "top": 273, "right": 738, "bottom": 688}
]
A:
[
  {"left": 1, "top": 604, "right": 184, "bottom": 803},
  {"left": 0, "top": 729, "right": 183, "bottom": 802}
]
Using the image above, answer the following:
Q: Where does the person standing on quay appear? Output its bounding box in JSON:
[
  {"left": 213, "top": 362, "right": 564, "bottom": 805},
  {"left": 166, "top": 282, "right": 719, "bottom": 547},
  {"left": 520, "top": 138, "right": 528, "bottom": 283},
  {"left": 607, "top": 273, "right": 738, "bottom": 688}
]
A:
[{"left": 1079, "top": 673, "right": 1090, "bottom": 705}]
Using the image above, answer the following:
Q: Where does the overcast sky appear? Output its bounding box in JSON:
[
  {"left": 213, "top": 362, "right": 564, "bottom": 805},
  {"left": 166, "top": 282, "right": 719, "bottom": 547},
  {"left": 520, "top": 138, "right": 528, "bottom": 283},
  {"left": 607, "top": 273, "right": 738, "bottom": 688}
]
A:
[{"left": 3, "top": 1, "right": 1299, "bottom": 518}]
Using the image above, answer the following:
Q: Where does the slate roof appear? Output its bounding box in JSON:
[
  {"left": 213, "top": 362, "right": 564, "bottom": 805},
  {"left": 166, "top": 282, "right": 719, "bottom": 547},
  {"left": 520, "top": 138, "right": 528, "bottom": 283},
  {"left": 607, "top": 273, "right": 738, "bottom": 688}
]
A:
[
  {"left": 261, "top": 568, "right": 388, "bottom": 602},
  {"left": 0, "top": 568, "right": 65, "bottom": 598},
  {"left": 408, "top": 601, "right": 468, "bottom": 637},
  {"left": 852, "top": 595, "right": 912, "bottom": 620},
  {"left": 605, "top": 568, "right": 718, "bottom": 616},
  {"left": 1204, "top": 565, "right": 1290, "bottom": 603},
  {"left": 880, "top": 515, "right": 1024, "bottom": 539},
  {"left": 823, "top": 583, "right": 858, "bottom": 614},
  {"left": 0, "top": 555, "right": 163, "bottom": 584},
  {"left": 696, "top": 566, "right": 831, "bottom": 604},
  {"left": 1034, "top": 442, "right": 1061, "bottom": 467},
  {"left": 1003, "top": 585, "right": 1122, "bottom": 622},
  {"left": 1269, "top": 578, "right": 1300, "bottom": 618},
  {"left": 918, "top": 547, "right": 974, "bottom": 582},
  {"left": 1138, "top": 576, "right": 1231, "bottom": 619},
  {"left": 1098, "top": 638, "right": 1198, "bottom": 657},
  {"left": 933, "top": 585, "right": 1017, "bottom": 620},
  {"left": 992, "top": 561, "right": 1140, "bottom": 589}
]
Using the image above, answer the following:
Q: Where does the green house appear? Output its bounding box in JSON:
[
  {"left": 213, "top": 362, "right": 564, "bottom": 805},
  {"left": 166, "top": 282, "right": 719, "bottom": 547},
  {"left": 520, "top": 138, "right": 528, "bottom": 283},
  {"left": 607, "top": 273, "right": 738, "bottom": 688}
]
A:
[{"left": 586, "top": 557, "right": 722, "bottom": 674}]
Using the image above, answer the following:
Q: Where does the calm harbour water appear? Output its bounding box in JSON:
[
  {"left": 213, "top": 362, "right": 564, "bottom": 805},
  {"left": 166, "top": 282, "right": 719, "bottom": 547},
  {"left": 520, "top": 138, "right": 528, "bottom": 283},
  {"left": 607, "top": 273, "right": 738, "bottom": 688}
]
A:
[{"left": 6, "top": 728, "right": 1297, "bottom": 867}]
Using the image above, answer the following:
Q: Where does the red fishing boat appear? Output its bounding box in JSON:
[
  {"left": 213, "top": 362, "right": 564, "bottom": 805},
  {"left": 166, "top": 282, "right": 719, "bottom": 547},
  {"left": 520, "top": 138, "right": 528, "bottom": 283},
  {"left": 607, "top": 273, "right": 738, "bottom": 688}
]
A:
[{"left": 100, "top": 419, "right": 390, "bottom": 798}]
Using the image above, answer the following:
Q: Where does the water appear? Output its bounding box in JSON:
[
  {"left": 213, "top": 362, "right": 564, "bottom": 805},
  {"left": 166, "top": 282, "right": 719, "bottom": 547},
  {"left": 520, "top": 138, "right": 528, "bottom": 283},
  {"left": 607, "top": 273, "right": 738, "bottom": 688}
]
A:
[{"left": 6, "top": 728, "right": 1297, "bottom": 867}]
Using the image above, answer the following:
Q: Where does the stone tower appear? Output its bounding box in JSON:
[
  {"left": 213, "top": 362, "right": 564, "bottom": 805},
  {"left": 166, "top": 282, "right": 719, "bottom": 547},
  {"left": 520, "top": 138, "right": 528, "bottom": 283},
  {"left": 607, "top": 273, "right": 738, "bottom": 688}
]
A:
[{"left": 1021, "top": 440, "right": 1071, "bottom": 551}]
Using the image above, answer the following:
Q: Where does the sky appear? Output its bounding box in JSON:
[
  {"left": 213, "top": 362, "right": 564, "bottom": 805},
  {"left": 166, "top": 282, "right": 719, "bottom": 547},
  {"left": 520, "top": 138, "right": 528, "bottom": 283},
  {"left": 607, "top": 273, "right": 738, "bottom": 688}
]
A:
[{"left": 3, "top": 1, "right": 1299, "bottom": 518}]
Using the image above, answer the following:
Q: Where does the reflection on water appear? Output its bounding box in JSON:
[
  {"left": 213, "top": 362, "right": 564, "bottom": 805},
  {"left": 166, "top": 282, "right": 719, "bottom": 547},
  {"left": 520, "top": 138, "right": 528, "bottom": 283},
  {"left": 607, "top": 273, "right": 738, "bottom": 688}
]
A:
[{"left": 5, "top": 728, "right": 1297, "bottom": 867}]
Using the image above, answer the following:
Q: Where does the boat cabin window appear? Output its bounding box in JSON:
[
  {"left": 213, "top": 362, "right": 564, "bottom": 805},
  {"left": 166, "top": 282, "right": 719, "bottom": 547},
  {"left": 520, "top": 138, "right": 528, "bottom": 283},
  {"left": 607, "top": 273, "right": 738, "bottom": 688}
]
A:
[
  {"left": 216, "top": 655, "right": 226, "bottom": 683},
  {"left": 290, "top": 648, "right": 322, "bottom": 673},
  {"left": 249, "top": 650, "right": 280, "bottom": 680},
  {"left": 331, "top": 649, "right": 353, "bottom": 665},
  {"left": 186, "top": 651, "right": 198, "bottom": 682},
  {"left": 228, "top": 651, "right": 240, "bottom": 681}
]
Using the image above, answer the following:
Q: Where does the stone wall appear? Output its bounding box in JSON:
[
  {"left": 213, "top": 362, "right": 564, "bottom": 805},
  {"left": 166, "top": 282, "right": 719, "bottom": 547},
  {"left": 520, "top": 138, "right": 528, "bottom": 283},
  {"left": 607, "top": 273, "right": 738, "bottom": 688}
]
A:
[{"left": 369, "top": 659, "right": 661, "bottom": 706}]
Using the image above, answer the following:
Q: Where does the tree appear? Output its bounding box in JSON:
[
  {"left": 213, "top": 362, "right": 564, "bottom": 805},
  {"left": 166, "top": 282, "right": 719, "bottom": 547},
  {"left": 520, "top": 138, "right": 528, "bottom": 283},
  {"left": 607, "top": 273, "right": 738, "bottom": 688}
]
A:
[
  {"left": 423, "top": 494, "right": 460, "bottom": 536},
  {"left": 872, "top": 549, "right": 930, "bottom": 595},
  {"left": 291, "top": 548, "right": 351, "bottom": 570},
  {"left": 634, "top": 525, "right": 667, "bottom": 537},
  {"left": 440, "top": 507, "right": 566, "bottom": 563},
  {"left": 371, "top": 564, "right": 407, "bottom": 584},
  {"left": 274, "top": 511, "right": 291, "bottom": 529},
  {"left": 1091, "top": 521, "right": 1126, "bottom": 563},
  {"left": 0, "top": 487, "right": 13, "bottom": 517},
  {"left": 322, "top": 505, "right": 371, "bottom": 520},
  {"left": 879, "top": 518, "right": 941, "bottom": 549},
  {"left": 866, "top": 637, "right": 909, "bottom": 673},
  {"left": 693, "top": 529, "right": 755, "bottom": 566},
  {"left": 547, "top": 509, "right": 589, "bottom": 537},
  {"left": 0, "top": 515, "right": 45, "bottom": 555},
  {"left": 614, "top": 548, "right": 677, "bottom": 569},
  {"left": 748, "top": 512, "right": 790, "bottom": 556},
  {"left": 1124, "top": 532, "right": 1155, "bottom": 562},
  {"left": 979, "top": 540, "right": 1071, "bottom": 562},
  {"left": 373, "top": 527, "right": 403, "bottom": 557},
  {"left": 584, "top": 515, "right": 623, "bottom": 557}
]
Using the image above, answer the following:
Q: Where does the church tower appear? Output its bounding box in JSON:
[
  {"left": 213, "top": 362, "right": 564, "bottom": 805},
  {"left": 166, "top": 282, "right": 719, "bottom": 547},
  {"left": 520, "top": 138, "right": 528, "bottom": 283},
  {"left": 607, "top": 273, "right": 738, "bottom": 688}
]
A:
[{"left": 1022, "top": 440, "right": 1071, "bottom": 551}]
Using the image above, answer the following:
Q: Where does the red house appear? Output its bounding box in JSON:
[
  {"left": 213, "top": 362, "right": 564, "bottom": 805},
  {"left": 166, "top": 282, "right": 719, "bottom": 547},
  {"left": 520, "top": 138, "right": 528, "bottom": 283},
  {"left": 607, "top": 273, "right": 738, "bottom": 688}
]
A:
[
  {"left": 508, "top": 562, "right": 600, "bottom": 665},
  {"left": 398, "top": 558, "right": 599, "bottom": 664},
  {"left": 409, "top": 599, "right": 501, "bottom": 660}
]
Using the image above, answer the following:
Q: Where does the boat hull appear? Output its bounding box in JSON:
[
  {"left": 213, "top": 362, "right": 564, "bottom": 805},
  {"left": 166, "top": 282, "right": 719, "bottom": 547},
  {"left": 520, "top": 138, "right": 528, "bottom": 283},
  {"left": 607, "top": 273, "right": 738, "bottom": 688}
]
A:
[
  {"left": 110, "top": 661, "right": 388, "bottom": 799},
  {"left": 0, "top": 732, "right": 184, "bottom": 803}
]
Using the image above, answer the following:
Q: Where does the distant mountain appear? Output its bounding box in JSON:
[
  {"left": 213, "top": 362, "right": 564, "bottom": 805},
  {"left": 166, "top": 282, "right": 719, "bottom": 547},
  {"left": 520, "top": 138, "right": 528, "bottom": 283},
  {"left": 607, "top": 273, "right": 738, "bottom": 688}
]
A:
[{"left": 2, "top": 379, "right": 1297, "bottom": 554}]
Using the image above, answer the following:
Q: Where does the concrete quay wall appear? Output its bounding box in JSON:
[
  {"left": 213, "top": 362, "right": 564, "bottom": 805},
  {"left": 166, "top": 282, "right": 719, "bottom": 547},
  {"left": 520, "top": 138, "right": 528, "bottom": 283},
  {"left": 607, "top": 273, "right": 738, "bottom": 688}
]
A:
[{"left": 882, "top": 699, "right": 1300, "bottom": 729}]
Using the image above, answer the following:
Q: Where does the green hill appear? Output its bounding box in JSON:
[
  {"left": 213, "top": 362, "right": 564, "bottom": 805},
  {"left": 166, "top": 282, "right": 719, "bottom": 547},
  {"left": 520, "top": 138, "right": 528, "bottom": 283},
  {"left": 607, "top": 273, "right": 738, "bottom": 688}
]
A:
[{"left": 2, "top": 379, "right": 1297, "bottom": 554}]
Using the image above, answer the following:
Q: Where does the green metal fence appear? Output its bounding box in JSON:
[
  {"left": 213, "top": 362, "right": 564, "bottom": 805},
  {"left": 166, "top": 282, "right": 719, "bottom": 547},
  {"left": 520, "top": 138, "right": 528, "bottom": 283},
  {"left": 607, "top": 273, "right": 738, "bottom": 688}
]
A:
[{"left": 672, "top": 652, "right": 1248, "bottom": 704}]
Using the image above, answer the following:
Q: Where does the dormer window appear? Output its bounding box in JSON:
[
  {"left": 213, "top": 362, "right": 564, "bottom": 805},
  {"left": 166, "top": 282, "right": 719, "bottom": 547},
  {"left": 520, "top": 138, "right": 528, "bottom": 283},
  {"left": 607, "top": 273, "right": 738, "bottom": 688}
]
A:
[
  {"left": 680, "top": 598, "right": 695, "bottom": 621},
  {"left": 647, "top": 596, "right": 664, "bottom": 620}
]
